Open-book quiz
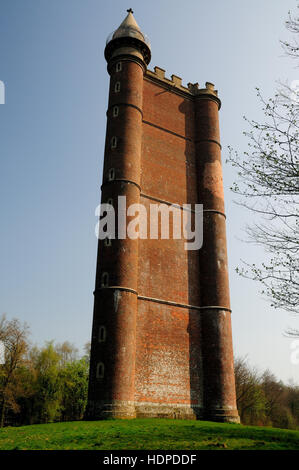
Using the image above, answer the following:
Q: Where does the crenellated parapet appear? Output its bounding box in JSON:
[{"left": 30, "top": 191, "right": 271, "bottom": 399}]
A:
[{"left": 146, "top": 66, "right": 220, "bottom": 107}]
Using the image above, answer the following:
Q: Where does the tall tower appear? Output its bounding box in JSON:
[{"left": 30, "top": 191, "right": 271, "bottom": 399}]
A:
[{"left": 86, "top": 10, "right": 239, "bottom": 423}]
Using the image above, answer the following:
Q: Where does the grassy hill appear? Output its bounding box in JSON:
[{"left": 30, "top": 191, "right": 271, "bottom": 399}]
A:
[{"left": 0, "top": 419, "right": 299, "bottom": 450}]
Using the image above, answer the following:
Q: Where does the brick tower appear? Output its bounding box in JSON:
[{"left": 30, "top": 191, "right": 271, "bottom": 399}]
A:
[{"left": 86, "top": 10, "right": 239, "bottom": 423}]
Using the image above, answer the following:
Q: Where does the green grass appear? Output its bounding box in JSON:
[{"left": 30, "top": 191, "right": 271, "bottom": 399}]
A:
[{"left": 0, "top": 419, "right": 299, "bottom": 450}]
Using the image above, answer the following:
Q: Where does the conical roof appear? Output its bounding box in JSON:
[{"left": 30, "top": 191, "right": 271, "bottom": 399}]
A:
[
  {"left": 112, "top": 10, "right": 144, "bottom": 42},
  {"left": 105, "top": 9, "right": 151, "bottom": 65}
]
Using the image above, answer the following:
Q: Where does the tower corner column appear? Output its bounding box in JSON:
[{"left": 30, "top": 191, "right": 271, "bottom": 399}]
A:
[
  {"left": 194, "top": 84, "right": 240, "bottom": 423},
  {"left": 86, "top": 32, "right": 149, "bottom": 420}
]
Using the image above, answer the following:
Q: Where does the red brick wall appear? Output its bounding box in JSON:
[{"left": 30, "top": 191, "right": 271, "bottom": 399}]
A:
[{"left": 135, "top": 77, "right": 202, "bottom": 408}]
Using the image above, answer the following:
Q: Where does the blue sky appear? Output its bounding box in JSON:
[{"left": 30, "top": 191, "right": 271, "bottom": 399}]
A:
[{"left": 0, "top": 0, "right": 298, "bottom": 382}]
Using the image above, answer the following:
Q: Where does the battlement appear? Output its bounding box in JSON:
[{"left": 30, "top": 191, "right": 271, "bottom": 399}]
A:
[{"left": 146, "top": 66, "right": 219, "bottom": 98}]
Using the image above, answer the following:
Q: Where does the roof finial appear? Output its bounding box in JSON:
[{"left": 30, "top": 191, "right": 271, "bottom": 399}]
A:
[{"left": 127, "top": 8, "right": 134, "bottom": 14}]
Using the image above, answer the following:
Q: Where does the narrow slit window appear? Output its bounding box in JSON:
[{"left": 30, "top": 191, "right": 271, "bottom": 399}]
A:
[
  {"left": 98, "top": 326, "right": 106, "bottom": 343},
  {"left": 96, "top": 362, "right": 105, "bottom": 379},
  {"left": 114, "top": 81, "right": 120, "bottom": 93},
  {"left": 111, "top": 136, "right": 117, "bottom": 149},
  {"left": 116, "top": 62, "right": 122, "bottom": 72},
  {"left": 113, "top": 106, "right": 119, "bottom": 117},
  {"left": 108, "top": 168, "right": 115, "bottom": 181},
  {"left": 101, "top": 272, "right": 109, "bottom": 287}
]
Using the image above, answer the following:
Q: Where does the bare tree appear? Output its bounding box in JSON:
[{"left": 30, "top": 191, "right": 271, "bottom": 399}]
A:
[
  {"left": 227, "top": 6, "right": 299, "bottom": 317},
  {"left": 55, "top": 341, "right": 78, "bottom": 366},
  {"left": 281, "top": 5, "right": 299, "bottom": 59}
]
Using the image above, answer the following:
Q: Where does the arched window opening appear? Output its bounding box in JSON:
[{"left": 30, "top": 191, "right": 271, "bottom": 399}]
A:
[
  {"left": 111, "top": 136, "right": 117, "bottom": 149},
  {"left": 108, "top": 168, "right": 115, "bottom": 181},
  {"left": 101, "top": 272, "right": 109, "bottom": 287},
  {"left": 96, "top": 362, "right": 105, "bottom": 379},
  {"left": 98, "top": 326, "right": 106, "bottom": 342}
]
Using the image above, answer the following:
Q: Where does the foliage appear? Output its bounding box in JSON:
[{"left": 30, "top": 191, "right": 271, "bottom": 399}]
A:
[
  {"left": 234, "top": 356, "right": 299, "bottom": 429},
  {"left": 234, "top": 357, "right": 267, "bottom": 425},
  {"left": 29, "top": 342, "right": 63, "bottom": 424},
  {"left": 59, "top": 357, "right": 89, "bottom": 421},
  {"left": 0, "top": 315, "right": 30, "bottom": 427},
  {"left": 0, "top": 317, "right": 89, "bottom": 427}
]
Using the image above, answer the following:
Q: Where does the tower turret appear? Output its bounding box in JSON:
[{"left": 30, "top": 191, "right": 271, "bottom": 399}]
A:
[
  {"left": 194, "top": 84, "right": 239, "bottom": 423},
  {"left": 86, "top": 10, "right": 149, "bottom": 419}
]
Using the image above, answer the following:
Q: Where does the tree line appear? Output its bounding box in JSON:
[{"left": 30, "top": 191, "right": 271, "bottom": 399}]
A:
[
  {"left": 235, "top": 356, "right": 299, "bottom": 429},
  {"left": 0, "top": 315, "right": 89, "bottom": 427},
  {"left": 1, "top": 314, "right": 299, "bottom": 429}
]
